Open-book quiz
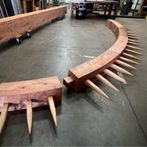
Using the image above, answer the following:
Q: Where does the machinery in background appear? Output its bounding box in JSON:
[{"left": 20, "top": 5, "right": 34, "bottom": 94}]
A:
[{"left": 71, "top": 0, "right": 119, "bottom": 19}]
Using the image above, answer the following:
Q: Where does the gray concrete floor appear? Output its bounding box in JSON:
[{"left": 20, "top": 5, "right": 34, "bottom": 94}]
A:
[{"left": 0, "top": 11, "right": 147, "bottom": 146}]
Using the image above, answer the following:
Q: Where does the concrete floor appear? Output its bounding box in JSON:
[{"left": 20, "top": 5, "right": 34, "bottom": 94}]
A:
[{"left": 0, "top": 11, "right": 147, "bottom": 146}]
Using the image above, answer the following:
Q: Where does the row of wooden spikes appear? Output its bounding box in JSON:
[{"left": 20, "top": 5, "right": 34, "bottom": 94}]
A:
[
  {"left": 85, "top": 33, "right": 142, "bottom": 99},
  {"left": 0, "top": 96, "right": 57, "bottom": 134},
  {"left": 0, "top": 32, "right": 141, "bottom": 134}
]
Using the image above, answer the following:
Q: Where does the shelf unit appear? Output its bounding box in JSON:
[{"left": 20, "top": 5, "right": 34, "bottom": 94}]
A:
[{"left": 139, "top": 0, "right": 147, "bottom": 16}]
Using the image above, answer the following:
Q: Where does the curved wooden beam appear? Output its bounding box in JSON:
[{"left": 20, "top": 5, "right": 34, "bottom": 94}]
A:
[{"left": 63, "top": 20, "right": 141, "bottom": 97}]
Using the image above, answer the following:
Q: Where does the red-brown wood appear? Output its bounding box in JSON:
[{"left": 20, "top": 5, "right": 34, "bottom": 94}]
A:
[
  {"left": 63, "top": 20, "right": 128, "bottom": 91},
  {"left": 0, "top": 5, "right": 67, "bottom": 43},
  {"left": 0, "top": 76, "right": 62, "bottom": 112}
]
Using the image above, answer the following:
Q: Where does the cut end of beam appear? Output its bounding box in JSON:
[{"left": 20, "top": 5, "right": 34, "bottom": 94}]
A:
[
  {"left": 104, "top": 69, "right": 127, "bottom": 84},
  {"left": 85, "top": 79, "right": 109, "bottom": 99},
  {"left": 26, "top": 100, "right": 32, "bottom": 135},
  {"left": 96, "top": 74, "right": 119, "bottom": 92},
  {"left": 0, "top": 103, "right": 9, "bottom": 134},
  {"left": 48, "top": 96, "right": 57, "bottom": 127}
]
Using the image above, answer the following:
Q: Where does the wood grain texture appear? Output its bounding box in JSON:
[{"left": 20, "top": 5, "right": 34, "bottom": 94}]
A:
[
  {"left": 0, "top": 5, "right": 67, "bottom": 43},
  {"left": 0, "top": 76, "right": 62, "bottom": 112}
]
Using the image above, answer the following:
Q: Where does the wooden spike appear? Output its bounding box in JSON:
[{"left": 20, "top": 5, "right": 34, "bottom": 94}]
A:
[
  {"left": 125, "top": 49, "right": 142, "bottom": 55},
  {"left": 128, "top": 33, "right": 135, "bottom": 35},
  {"left": 128, "top": 41, "right": 141, "bottom": 46},
  {"left": 96, "top": 74, "right": 119, "bottom": 92},
  {"left": 104, "top": 69, "right": 127, "bottom": 84},
  {"left": 116, "top": 60, "right": 136, "bottom": 70},
  {"left": 110, "top": 64, "right": 133, "bottom": 76},
  {"left": 122, "top": 52, "right": 141, "bottom": 60},
  {"left": 26, "top": 100, "right": 32, "bottom": 135},
  {"left": 128, "top": 36, "right": 138, "bottom": 40},
  {"left": 127, "top": 45, "right": 142, "bottom": 50},
  {"left": 48, "top": 96, "right": 57, "bottom": 126},
  {"left": 128, "top": 34, "right": 137, "bottom": 37},
  {"left": 119, "top": 56, "right": 139, "bottom": 65},
  {"left": 128, "top": 39, "right": 140, "bottom": 43},
  {"left": 85, "top": 79, "right": 109, "bottom": 99},
  {"left": 0, "top": 103, "right": 9, "bottom": 134}
]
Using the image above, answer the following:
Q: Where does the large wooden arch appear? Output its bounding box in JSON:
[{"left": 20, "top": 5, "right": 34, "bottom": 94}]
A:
[{"left": 64, "top": 19, "right": 141, "bottom": 98}]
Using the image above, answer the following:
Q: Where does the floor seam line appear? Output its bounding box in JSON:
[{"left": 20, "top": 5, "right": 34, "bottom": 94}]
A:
[{"left": 121, "top": 84, "right": 147, "bottom": 143}]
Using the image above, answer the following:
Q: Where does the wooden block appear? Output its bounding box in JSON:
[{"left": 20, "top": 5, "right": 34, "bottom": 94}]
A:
[{"left": 0, "top": 77, "right": 62, "bottom": 112}]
